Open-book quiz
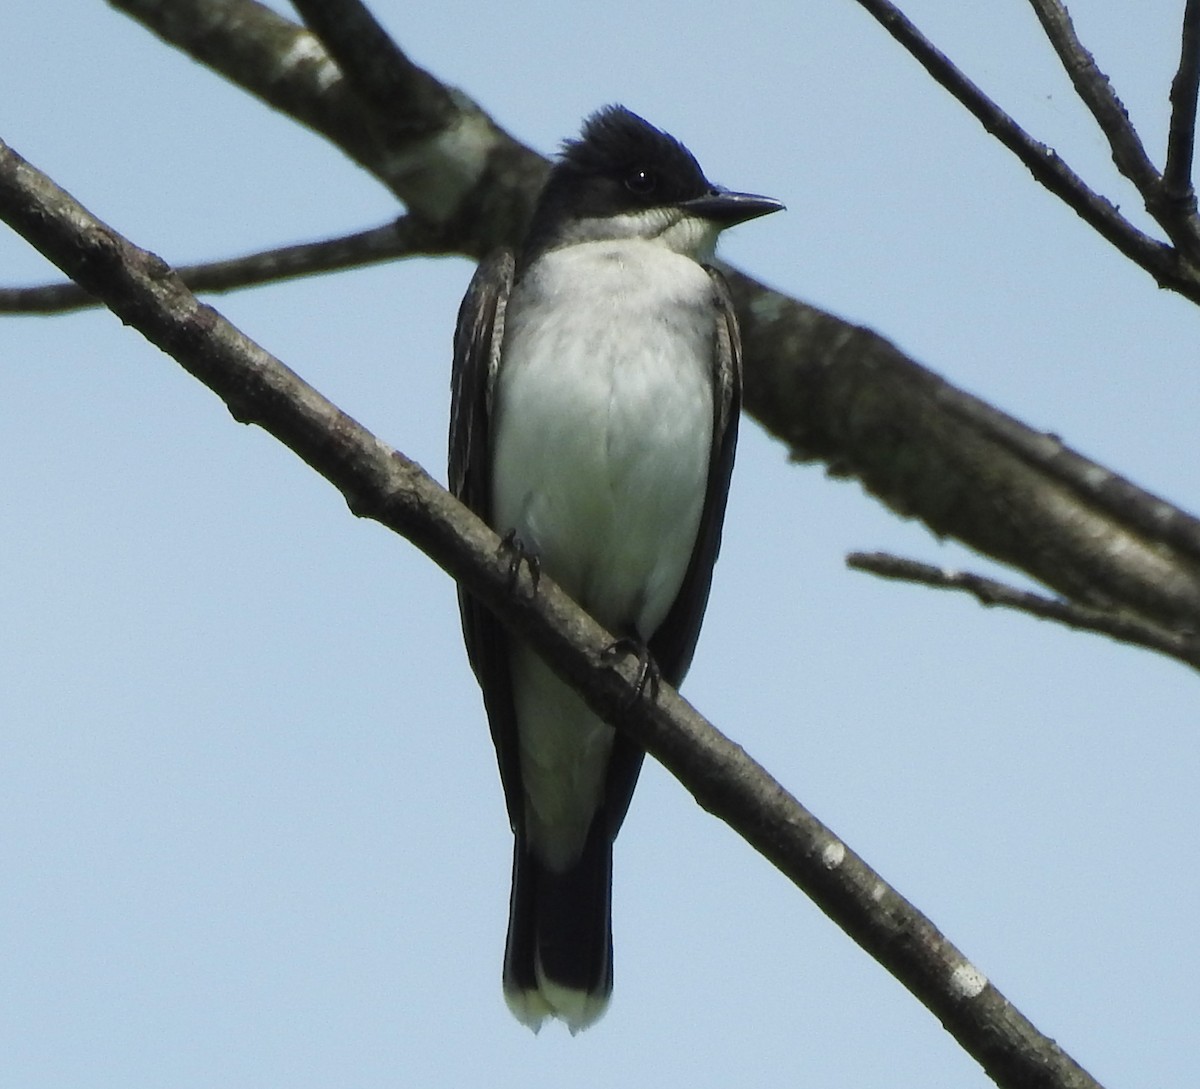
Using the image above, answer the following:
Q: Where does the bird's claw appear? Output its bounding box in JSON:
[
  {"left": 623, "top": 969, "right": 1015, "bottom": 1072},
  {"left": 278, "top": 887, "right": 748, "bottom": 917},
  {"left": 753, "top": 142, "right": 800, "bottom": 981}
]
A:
[
  {"left": 498, "top": 530, "right": 540, "bottom": 597},
  {"left": 602, "top": 636, "right": 660, "bottom": 710}
]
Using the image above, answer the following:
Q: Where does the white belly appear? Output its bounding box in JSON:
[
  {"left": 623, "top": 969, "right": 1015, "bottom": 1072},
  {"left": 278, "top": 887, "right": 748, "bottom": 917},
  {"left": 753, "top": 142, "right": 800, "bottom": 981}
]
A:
[
  {"left": 492, "top": 241, "right": 715, "bottom": 634},
  {"left": 490, "top": 240, "right": 717, "bottom": 865}
]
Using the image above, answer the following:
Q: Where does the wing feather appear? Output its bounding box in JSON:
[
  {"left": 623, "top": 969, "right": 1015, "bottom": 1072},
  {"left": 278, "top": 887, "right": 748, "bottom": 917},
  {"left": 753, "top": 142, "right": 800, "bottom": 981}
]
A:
[{"left": 449, "top": 252, "right": 526, "bottom": 829}]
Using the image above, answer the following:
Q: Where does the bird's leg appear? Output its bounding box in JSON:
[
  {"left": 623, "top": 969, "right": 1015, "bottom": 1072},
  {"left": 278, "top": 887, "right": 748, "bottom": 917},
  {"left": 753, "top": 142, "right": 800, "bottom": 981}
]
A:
[
  {"left": 498, "top": 529, "right": 540, "bottom": 597},
  {"left": 601, "top": 635, "right": 660, "bottom": 710}
]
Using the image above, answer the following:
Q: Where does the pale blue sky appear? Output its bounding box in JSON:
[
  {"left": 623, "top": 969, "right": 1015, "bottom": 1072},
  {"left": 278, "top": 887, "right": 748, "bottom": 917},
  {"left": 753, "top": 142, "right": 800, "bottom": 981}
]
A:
[{"left": 2, "top": 2, "right": 1197, "bottom": 1087}]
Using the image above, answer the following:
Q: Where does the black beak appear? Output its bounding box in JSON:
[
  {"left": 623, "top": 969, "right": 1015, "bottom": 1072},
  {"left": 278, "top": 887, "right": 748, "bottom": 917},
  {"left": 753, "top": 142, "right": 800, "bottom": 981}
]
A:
[{"left": 680, "top": 187, "right": 785, "bottom": 226}]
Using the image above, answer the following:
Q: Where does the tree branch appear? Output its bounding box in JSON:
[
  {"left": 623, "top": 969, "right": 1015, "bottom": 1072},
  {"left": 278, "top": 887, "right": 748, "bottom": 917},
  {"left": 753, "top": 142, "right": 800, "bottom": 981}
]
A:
[
  {"left": 845, "top": 0, "right": 1197, "bottom": 297},
  {"left": 848, "top": 551, "right": 1200, "bottom": 670},
  {"left": 289, "top": 0, "right": 455, "bottom": 138},
  {"left": 1165, "top": 0, "right": 1200, "bottom": 215},
  {"left": 38, "top": 0, "right": 1200, "bottom": 653},
  {"left": 719, "top": 268, "right": 1200, "bottom": 631},
  {"left": 1026, "top": 0, "right": 1160, "bottom": 193},
  {"left": 928, "top": 388, "right": 1200, "bottom": 564},
  {"left": 1027, "top": 0, "right": 1200, "bottom": 257},
  {"left": 107, "top": 0, "right": 548, "bottom": 250},
  {"left": 0, "top": 217, "right": 451, "bottom": 313},
  {"left": 0, "top": 133, "right": 1105, "bottom": 1089}
]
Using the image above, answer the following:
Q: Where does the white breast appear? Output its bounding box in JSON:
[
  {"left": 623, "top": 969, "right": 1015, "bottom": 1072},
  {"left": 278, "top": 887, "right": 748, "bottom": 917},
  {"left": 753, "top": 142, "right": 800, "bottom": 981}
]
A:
[{"left": 491, "top": 239, "right": 716, "bottom": 638}]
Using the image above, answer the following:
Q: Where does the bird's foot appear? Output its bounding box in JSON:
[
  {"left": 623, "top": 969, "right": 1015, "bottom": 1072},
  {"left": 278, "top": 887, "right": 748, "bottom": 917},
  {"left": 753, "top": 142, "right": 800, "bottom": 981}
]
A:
[
  {"left": 602, "top": 636, "right": 660, "bottom": 710},
  {"left": 498, "top": 530, "right": 540, "bottom": 597}
]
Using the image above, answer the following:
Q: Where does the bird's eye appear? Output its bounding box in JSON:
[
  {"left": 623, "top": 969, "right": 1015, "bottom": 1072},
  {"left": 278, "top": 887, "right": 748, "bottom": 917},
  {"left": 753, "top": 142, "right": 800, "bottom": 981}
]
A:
[{"left": 624, "top": 168, "right": 657, "bottom": 196}]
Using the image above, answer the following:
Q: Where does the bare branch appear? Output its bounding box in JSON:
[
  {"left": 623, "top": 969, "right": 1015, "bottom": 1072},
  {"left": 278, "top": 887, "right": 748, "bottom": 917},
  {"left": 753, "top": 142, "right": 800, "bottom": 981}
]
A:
[
  {"left": 848, "top": 551, "right": 1200, "bottom": 671},
  {"left": 932, "top": 383, "right": 1200, "bottom": 566},
  {"left": 0, "top": 133, "right": 1106, "bottom": 1089},
  {"left": 1027, "top": 0, "right": 1200, "bottom": 256},
  {"left": 847, "top": 0, "right": 1196, "bottom": 298},
  {"left": 1165, "top": 0, "right": 1200, "bottom": 213},
  {"left": 289, "top": 0, "right": 455, "bottom": 138},
  {"left": 108, "top": 0, "right": 547, "bottom": 248},
  {"left": 108, "top": 0, "right": 381, "bottom": 183},
  {"left": 720, "top": 268, "right": 1200, "bottom": 631},
  {"left": 0, "top": 217, "right": 455, "bottom": 314},
  {"left": 1026, "top": 0, "right": 1160, "bottom": 192}
]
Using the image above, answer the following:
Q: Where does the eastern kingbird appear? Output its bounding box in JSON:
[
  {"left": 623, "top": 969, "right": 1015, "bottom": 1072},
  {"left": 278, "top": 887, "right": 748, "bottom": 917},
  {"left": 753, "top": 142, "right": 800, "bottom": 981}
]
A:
[{"left": 449, "top": 105, "right": 782, "bottom": 1032}]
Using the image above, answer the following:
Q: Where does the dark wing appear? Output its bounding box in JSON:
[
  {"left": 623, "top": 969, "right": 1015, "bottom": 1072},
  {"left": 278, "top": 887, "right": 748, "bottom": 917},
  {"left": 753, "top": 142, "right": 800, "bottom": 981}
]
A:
[
  {"left": 449, "top": 250, "right": 513, "bottom": 511},
  {"left": 449, "top": 250, "right": 526, "bottom": 829},
  {"left": 647, "top": 266, "right": 742, "bottom": 688}
]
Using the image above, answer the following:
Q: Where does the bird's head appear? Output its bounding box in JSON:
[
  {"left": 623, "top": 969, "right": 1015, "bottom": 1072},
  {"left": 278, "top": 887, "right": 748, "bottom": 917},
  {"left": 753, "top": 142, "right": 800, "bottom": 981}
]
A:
[{"left": 523, "top": 105, "right": 783, "bottom": 261}]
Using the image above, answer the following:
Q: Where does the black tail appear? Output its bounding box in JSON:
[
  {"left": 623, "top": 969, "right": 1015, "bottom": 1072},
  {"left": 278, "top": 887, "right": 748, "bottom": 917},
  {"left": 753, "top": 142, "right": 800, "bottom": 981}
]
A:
[{"left": 502, "top": 821, "right": 613, "bottom": 1033}]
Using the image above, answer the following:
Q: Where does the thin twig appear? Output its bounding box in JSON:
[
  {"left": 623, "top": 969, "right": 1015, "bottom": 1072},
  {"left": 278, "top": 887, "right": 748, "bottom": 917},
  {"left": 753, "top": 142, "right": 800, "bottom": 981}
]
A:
[
  {"left": 848, "top": 0, "right": 1199, "bottom": 299},
  {"left": 848, "top": 551, "right": 1200, "bottom": 671},
  {"left": 0, "top": 218, "right": 451, "bottom": 314},
  {"left": 1026, "top": 0, "right": 1161, "bottom": 192},
  {"left": 0, "top": 133, "right": 1105, "bottom": 1089},
  {"left": 1165, "top": 0, "right": 1200, "bottom": 209},
  {"left": 1028, "top": 0, "right": 1200, "bottom": 257}
]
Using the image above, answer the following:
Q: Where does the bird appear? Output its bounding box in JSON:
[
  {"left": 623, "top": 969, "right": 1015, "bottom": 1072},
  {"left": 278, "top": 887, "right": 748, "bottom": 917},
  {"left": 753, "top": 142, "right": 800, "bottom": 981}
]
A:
[{"left": 449, "top": 105, "right": 782, "bottom": 1033}]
